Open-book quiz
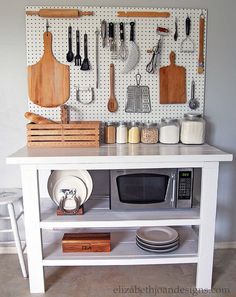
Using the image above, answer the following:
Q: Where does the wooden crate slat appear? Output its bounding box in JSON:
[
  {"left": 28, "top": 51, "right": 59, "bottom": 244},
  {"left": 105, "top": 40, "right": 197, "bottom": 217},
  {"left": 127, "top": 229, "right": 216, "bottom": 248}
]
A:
[
  {"left": 27, "top": 122, "right": 100, "bottom": 130},
  {"left": 28, "top": 130, "right": 99, "bottom": 136},
  {"left": 28, "top": 135, "right": 99, "bottom": 141},
  {"left": 28, "top": 141, "right": 99, "bottom": 148}
]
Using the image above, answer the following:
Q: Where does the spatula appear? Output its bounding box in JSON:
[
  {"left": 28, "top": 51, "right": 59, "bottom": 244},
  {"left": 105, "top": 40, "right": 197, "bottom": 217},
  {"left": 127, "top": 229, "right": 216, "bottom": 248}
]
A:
[
  {"left": 81, "top": 33, "right": 90, "bottom": 71},
  {"left": 107, "top": 64, "right": 118, "bottom": 112}
]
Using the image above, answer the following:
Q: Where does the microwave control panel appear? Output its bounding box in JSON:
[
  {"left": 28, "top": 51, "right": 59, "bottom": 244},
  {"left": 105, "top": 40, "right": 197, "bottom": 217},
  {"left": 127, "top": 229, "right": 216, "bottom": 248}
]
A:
[{"left": 176, "top": 169, "right": 193, "bottom": 208}]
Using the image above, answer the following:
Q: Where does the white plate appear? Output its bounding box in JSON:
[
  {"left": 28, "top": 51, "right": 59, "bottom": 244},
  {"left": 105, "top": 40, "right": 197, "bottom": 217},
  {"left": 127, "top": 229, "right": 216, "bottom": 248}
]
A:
[
  {"left": 136, "top": 241, "right": 179, "bottom": 253},
  {"left": 52, "top": 176, "right": 87, "bottom": 210},
  {"left": 136, "top": 227, "right": 179, "bottom": 245},
  {"left": 48, "top": 170, "right": 93, "bottom": 204},
  {"left": 136, "top": 236, "right": 179, "bottom": 249}
]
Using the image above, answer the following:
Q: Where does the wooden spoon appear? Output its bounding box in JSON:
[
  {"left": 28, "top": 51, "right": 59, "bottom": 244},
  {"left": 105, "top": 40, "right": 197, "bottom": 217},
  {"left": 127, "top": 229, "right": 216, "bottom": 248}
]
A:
[{"left": 107, "top": 63, "right": 118, "bottom": 112}]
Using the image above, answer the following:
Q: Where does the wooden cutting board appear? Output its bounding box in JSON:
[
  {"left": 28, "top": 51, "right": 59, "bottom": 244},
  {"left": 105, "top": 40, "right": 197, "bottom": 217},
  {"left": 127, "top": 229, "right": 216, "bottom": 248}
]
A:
[
  {"left": 28, "top": 31, "right": 70, "bottom": 108},
  {"left": 159, "top": 51, "right": 186, "bottom": 104}
]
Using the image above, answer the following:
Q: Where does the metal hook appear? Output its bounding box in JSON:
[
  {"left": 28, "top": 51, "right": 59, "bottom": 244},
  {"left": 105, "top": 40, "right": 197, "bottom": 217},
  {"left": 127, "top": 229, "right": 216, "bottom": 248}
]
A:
[{"left": 135, "top": 72, "right": 141, "bottom": 87}]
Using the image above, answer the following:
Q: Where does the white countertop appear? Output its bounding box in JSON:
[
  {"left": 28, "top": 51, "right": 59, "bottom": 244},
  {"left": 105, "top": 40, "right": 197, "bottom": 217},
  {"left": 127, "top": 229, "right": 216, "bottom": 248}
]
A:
[{"left": 6, "top": 144, "right": 233, "bottom": 165}]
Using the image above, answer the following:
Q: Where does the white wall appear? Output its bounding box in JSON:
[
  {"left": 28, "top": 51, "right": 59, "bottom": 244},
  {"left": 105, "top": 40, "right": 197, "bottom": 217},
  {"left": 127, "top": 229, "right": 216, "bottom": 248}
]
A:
[{"left": 0, "top": 0, "right": 235, "bottom": 242}]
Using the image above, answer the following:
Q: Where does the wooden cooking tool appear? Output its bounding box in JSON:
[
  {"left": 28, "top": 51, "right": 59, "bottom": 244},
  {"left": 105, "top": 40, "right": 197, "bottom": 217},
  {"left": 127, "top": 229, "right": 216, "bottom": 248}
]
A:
[
  {"left": 117, "top": 11, "right": 170, "bottom": 18},
  {"left": 28, "top": 31, "right": 70, "bottom": 108},
  {"left": 62, "top": 233, "right": 111, "bottom": 253},
  {"left": 24, "top": 112, "right": 57, "bottom": 124},
  {"left": 26, "top": 9, "right": 94, "bottom": 18},
  {"left": 107, "top": 63, "right": 118, "bottom": 112},
  {"left": 159, "top": 51, "right": 186, "bottom": 104},
  {"left": 198, "top": 13, "right": 205, "bottom": 74}
]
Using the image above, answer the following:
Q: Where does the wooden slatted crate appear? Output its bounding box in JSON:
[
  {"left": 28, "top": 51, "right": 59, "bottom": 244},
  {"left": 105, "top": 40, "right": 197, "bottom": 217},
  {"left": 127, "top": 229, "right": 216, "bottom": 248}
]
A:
[{"left": 27, "top": 121, "right": 100, "bottom": 147}]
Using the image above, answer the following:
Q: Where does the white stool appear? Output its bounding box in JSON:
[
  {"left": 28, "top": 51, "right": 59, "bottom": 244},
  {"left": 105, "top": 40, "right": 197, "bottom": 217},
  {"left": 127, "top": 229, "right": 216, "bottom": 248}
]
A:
[{"left": 0, "top": 188, "right": 27, "bottom": 278}]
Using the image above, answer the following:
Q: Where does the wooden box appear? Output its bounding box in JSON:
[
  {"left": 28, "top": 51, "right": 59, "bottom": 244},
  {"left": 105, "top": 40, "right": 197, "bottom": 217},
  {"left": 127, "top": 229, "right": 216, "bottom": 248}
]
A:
[
  {"left": 62, "top": 233, "right": 111, "bottom": 253},
  {"left": 27, "top": 121, "right": 100, "bottom": 148}
]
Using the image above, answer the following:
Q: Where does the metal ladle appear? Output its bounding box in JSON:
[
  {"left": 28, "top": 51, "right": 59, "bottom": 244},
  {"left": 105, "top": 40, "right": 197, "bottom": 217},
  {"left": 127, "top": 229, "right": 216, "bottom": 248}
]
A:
[{"left": 189, "top": 80, "right": 199, "bottom": 110}]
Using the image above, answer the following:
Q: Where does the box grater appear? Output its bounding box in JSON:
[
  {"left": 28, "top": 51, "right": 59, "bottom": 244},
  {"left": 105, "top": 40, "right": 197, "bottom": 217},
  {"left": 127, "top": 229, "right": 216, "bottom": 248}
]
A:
[{"left": 125, "top": 73, "right": 151, "bottom": 113}]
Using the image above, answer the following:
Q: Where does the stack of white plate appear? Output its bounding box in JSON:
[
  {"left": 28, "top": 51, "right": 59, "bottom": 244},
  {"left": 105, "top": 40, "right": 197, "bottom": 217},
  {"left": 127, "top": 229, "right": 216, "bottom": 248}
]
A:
[
  {"left": 136, "top": 227, "right": 179, "bottom": 253},
  {"left": 47, "top": 170, "right": 93, "bottom": 210}
]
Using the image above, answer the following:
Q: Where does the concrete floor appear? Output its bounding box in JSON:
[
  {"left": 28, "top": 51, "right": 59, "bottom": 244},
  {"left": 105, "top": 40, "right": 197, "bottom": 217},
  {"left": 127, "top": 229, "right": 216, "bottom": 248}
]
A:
[{"left": 0, "top": 249, "right": 235, "bottom": 297}]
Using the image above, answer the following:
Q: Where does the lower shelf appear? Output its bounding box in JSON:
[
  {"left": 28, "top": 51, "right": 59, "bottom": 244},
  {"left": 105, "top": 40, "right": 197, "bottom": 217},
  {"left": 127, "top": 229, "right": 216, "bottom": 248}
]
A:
[{"left": 42, "top": 226, "right": 198, "bottom": 266}]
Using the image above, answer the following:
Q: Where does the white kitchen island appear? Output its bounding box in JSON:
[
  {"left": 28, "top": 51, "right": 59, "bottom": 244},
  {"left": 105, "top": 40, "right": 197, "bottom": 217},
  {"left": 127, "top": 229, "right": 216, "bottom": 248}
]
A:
[{"left": 6, "top": 143, "right": 232, "bottom": 293}]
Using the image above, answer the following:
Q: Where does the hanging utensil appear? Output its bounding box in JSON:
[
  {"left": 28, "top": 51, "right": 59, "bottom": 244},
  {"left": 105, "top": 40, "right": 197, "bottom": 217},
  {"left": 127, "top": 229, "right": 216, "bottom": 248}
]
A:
[
  {"left": 121, "top": 22, "right": 139, "bottom": 73},
  {"left": 101, "top": 20, "right": 107, "bottom": 48},
  {"left": 198, "top": 13, "right": 205, "bottom": 74},
  {"left": 75, "top": 86, "right": 94, "bottom": 104},
  {"left": 81, "top": 33, "right": 90, "bottom": 71},
  {"left": 188, "top": 80, "right": 199, "bottom": 110},
  {"left": 146, "top": 27, "right": 169, "bottom": 74},
  {"left": 28, "top": 23, "right": 70, "bottom": 107},
  {"left": 109, "top": 22, "right": 117, "bottom": 59},
  {"left": 125, "top": 72, "right": 151, "bottom": 113},
  {"left": 108, "top": 22, "right": 115, "bottom": 51},
  {"left": 180, "top": 16, "right": 194, "bottom": 53},
  {"left": 119, "top": 22, "right": 127, "bottom": 61},
  {"left": 107, "top": 63, "right": 118, "bottom": 112},
  {"left": 74, "top": 29, "right": 82, "bottom": 66},
  {"left": 66, "top": 25, "right": 74, "bottom": 62},
  {"left": 146, "top": 45, "right": 160, "bottom": 74},
  {"left": 95, "top": 28, "right": 99, "bottom": 88},
  {"left": 159, "top": 51, "right": 186, "bottom": 104},
  {"left": 174, "top": 17, "right": 178, "bottom": 41}
]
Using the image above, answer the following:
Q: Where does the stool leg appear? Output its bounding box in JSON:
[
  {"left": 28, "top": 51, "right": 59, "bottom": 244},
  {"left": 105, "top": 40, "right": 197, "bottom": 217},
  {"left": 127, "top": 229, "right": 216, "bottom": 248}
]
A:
[
  {"left": 7, "top": 203, "right": 28, "bottom": 278},
  {"left": 18, "top": 198, "right": 25, "bottom": 223}
]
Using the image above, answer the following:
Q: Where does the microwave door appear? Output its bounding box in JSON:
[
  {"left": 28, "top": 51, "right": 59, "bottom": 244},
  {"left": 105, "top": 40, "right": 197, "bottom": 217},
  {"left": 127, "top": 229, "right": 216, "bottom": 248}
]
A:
[{"left": 110, "top": 171, "right": 177, "bottom": 210}]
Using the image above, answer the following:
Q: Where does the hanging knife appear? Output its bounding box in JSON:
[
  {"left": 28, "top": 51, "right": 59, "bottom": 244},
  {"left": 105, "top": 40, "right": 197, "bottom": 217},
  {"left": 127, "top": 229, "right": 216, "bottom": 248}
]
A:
[
  {"left": 109, "top": 22, "right": 115, "bottom": 51},
  {"left": 101, "top": 20, "right": 107, "bottom": 48}
]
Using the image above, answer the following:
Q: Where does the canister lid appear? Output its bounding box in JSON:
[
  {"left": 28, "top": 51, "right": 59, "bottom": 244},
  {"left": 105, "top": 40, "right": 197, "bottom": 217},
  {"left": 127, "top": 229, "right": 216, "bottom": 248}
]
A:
[
  {"left": 184, "top": 113, "right": 202, "bottom": 120},
  {"left": 161, "top": 118, "right": 179, "bottom": 125},
  {"left": 130, "top": 121, "right": 139, "bottom": 127},
  {"left": 105, "top": 121, "right": 115, "bottom": 126},
  {"left": 143, "top": 122, "right": 157, "bottom": 127},
  {"left": 117, "top": 121, "right": 127, "bottom": 127}
]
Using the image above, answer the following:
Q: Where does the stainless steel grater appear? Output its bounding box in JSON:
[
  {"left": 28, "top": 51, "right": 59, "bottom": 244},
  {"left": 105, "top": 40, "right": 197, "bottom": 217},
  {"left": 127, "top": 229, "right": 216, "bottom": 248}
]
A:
[{"left": 125, "top": 73, "right": 151, "bottom": 113}]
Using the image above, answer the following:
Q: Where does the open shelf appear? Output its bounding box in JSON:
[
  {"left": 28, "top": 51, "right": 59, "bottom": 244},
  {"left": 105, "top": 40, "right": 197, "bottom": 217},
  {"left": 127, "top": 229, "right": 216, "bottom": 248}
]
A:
[
  {"left": 42, "top": 227, "right": 198, "bottom": 266},
  {"left": 40, "top": 198, "right": 200, "bottom": 229}
]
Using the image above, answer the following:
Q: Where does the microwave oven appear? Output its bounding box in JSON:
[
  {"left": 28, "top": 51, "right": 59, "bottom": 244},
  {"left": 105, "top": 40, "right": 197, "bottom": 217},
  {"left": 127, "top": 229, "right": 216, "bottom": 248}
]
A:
[{"left": 110, "top": 169, "right": 194, "bottom": 210}]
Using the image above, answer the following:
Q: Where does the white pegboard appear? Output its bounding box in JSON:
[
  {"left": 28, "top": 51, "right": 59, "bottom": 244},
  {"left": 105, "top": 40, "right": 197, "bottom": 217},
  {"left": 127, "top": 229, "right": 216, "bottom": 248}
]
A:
[{"left": 26, "top": 6, "right": 207, "bottom": 123}]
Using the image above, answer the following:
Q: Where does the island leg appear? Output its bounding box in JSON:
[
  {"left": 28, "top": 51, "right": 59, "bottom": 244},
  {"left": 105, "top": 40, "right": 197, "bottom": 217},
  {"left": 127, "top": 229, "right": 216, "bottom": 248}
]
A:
[
  {"left": 196, "top": 162, "right": 219, "bottom": 289},
  {"left": 21, "top": 165, "right": 45, "bottom": 293}
]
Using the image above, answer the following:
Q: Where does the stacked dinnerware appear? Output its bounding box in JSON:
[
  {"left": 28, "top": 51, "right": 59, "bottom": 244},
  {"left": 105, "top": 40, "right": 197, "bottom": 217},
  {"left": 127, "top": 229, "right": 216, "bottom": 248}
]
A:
[{"left": 136, "top": 226, "right": 179, "bottom": 253}]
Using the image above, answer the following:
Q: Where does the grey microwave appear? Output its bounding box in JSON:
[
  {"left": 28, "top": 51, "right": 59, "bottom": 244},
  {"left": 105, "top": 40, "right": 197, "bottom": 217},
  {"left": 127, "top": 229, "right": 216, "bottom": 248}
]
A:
[{"left": 110, "top": 168, "right": 193, "bottom": 211}]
